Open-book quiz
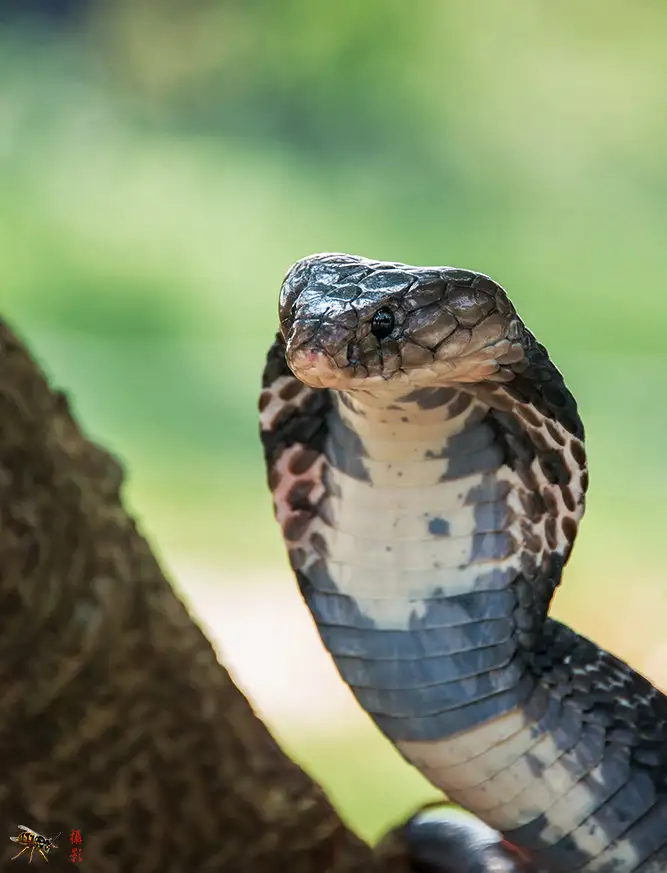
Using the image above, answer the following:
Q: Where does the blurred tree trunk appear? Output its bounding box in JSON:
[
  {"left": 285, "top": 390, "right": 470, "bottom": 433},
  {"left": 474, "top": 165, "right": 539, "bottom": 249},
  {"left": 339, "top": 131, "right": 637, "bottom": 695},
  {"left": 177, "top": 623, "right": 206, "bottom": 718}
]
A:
[{"left": 0, "top": 319, "right": 413, "bottom": 872}]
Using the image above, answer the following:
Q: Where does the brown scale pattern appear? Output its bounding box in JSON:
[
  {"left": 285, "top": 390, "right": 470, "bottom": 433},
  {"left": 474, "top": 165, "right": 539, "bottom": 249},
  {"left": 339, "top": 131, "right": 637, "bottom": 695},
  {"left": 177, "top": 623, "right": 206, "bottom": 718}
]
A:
[{"left": 259, "top": 335, "right": 333, "bottom": 569}]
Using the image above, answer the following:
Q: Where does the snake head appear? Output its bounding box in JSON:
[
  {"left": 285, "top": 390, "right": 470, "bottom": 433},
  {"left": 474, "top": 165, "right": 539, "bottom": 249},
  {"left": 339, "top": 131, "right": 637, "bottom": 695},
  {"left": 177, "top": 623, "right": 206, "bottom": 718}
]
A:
[{"left": 279, "top": 252, "right": 525, "bottom": 391}]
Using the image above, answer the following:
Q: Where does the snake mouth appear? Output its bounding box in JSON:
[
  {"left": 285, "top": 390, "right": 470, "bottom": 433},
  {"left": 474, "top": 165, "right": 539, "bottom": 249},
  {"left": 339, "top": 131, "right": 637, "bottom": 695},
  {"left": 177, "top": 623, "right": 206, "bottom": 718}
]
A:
[
  {"left": 286, "top": 338, "right": 520, "bottom": 392},
  {"left": 285, "top": 344, "right": 410, "bottom": 390}
]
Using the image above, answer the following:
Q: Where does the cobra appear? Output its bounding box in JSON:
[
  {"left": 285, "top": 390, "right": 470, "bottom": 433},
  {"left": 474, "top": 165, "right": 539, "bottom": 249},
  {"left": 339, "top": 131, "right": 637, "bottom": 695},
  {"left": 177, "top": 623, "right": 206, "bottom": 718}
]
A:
[{"left": 259, "top": 252, "right": 667, "bottom": 872}]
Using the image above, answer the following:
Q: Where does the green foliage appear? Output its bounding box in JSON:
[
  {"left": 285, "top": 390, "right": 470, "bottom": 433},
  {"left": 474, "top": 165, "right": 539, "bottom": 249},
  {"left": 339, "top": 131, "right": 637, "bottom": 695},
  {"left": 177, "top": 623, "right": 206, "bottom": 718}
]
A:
[{"left": 3, "top": 13, "right": 667, "bottom": 564}]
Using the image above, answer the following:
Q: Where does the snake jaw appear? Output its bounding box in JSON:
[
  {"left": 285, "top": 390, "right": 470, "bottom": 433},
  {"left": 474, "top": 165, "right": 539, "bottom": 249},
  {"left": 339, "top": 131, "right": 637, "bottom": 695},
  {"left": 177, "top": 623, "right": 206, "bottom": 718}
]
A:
[
  {"left": 286, "top": 349, "right": 413, "bottom": 390},
  {"left": 285, "top": 346, "right": 352, "bottom": 390},
  {"left": 286, "top": 330, "right": 523, "bottom": 392}
]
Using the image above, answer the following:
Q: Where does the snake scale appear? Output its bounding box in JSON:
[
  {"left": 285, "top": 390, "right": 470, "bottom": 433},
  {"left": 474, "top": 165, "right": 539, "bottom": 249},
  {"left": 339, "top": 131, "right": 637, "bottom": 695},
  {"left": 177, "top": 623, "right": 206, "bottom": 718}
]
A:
[{"left": 259, "top": 252, "right": 667, "bottom": 873}]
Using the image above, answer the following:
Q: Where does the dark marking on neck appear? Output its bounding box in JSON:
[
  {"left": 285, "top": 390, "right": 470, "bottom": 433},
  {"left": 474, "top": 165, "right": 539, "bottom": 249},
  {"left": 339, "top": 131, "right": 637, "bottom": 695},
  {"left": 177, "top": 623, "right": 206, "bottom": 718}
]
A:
[
  {"left": 259, "top": 333, "right": 332, "bottom": 468},
  {"left": 500, "top": 334, "right": 584, "bottom": 440}
]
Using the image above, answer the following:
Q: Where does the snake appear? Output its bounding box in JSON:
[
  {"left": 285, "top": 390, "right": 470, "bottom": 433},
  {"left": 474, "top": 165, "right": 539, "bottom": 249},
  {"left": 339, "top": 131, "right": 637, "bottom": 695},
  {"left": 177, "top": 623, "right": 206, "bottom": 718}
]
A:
[{"left": 258, "top": 252, "right": 667, "bottom": 873}]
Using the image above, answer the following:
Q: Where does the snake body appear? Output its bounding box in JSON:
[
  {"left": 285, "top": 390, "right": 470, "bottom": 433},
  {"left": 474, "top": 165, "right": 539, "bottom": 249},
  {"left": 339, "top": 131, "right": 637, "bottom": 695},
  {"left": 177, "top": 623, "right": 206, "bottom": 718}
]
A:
[{"left": 259, "top": 253, "right": 667, "bottom": 872}]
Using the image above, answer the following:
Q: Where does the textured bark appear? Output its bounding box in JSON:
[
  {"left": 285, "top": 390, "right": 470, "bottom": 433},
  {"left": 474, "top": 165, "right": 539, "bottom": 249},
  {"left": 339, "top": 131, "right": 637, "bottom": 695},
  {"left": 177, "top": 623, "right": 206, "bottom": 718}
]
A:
[{"left": 0, "top": 319, "right": 415, "bottom": 872}]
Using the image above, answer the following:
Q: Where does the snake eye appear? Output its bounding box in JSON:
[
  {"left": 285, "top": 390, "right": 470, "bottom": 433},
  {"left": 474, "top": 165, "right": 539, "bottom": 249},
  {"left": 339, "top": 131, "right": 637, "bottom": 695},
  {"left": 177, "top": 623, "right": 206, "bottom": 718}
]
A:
[{"left": 371, "top": 307, "right": 395, "bottom": 339}]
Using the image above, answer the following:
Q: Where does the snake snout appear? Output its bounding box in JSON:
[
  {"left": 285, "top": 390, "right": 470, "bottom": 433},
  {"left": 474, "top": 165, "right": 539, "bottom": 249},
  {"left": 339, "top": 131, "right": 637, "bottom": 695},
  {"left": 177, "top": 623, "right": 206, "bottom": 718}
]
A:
[{"left": 284, "top": 320, "right": 353, "bottom": 389}]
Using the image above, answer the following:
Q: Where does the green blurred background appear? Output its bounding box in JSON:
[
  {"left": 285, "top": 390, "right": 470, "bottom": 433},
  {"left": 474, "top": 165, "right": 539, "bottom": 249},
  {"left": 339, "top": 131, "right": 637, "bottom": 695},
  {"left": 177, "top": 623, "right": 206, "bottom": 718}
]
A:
[{"left": 4, "top": 0, "right": 667, "bottom": 843}]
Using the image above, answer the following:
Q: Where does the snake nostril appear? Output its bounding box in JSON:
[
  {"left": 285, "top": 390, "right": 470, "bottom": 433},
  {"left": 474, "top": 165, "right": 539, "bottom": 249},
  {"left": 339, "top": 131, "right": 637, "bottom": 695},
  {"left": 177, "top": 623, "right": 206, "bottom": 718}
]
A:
[{"left": 347, "top": 341, "right": 359, "bottom": 365}]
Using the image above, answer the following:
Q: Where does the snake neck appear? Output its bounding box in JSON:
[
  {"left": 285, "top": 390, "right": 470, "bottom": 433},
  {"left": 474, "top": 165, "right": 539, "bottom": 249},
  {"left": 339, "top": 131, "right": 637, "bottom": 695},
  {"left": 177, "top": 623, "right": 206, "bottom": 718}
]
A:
[
  {"left": 317, "top": 385, "right": 579, "bottom": 655},
  {"left": 323, "top": 387, "right": 526, "bottom": 625},
  {"left": 294, "top": 382, "right": 593, "bottom": 838}
]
